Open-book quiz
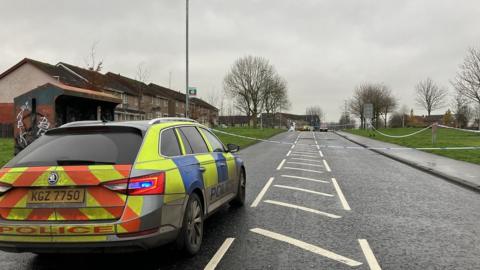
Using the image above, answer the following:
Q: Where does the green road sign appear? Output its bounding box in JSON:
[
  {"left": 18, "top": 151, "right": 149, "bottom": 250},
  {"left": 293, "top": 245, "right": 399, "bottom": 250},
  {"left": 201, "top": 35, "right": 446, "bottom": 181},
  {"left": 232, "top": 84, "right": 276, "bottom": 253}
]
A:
[{"left": 188, "top": 87, "right": 197, "bottom": 96}]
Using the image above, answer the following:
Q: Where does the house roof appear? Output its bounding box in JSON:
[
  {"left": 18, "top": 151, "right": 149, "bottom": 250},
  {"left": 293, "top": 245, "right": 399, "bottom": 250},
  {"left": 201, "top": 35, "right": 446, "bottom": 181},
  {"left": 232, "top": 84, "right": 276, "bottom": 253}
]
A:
[
  {"left": 0, "top": 58, "right": 89, "bottom": 88},
  {"left": 1, "top": 58, "right": 218, "bottom": 111},
  {"left": 148, "top": 83, "right": 186, "bottom": 101}
]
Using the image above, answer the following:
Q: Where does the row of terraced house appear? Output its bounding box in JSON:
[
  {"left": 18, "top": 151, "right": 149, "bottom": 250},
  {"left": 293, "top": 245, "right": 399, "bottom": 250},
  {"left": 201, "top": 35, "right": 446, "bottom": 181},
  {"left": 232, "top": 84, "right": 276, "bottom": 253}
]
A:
[{"left": 0, "top": 58, "right": 218, "bottom": 149}]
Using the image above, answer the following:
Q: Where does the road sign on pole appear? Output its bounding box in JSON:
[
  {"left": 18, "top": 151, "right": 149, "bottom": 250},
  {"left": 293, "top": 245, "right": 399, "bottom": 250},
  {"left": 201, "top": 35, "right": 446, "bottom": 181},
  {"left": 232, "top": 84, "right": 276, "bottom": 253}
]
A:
[
  {"left": 363, "top": 104, "right": 373, "bottom": 120},
  {"left": 188, "top": 87, "right": 197, "bottom": 96}
]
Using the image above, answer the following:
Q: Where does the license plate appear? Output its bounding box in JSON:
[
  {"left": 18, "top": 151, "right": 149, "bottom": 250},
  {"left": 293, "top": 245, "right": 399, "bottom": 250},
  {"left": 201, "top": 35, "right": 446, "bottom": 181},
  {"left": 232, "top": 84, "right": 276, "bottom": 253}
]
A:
[{"left": 27, "top": 188, "right": 85, "bottom": 204}]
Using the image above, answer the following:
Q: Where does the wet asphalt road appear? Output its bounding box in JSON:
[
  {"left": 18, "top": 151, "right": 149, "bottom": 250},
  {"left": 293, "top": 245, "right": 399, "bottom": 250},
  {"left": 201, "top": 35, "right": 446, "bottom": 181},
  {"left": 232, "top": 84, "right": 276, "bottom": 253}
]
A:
[{"left": 0, "top": 131, "right": 479, "bottom": 269}]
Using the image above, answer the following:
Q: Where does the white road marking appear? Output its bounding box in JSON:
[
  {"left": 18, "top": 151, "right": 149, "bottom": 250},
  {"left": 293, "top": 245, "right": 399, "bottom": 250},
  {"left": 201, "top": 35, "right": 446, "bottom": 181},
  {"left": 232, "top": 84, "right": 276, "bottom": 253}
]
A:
[
  {"left": 204, "top": 238, "right": 235, "bottom": 270},
  {"left": 286, "top": 161, "right": 324, "bottom": 167},
  {"left": 319, "top": 150, "right": 324, "bottom": 157},
  {"left": 274, "top": 184, "right": 334, "bottom": 197},
  {"left": 323, "top": 160, "right": 332, "bottom": 172},
  {"left": 359, "top": 239, "right": 382, "bottom": 270},
  {"left": 291, "top": 154, "right": 319, "bottom": 158},
  {"left": 250, "top": 228, "right": 362, "bottom": 267},
  {"left": 316, "top": 145, "right": 320, "bottom": 150},
  {"left": 290, "top": 144, "right": 295, "bottom": 150},
  {"left": 292, "top": 151, "right": 319, "bottom": 155},
  {"left": 251, "top": 177, "right": 274, "bottom": 208},
  {"left": 331, "top": 178, "right": 351, "bottom": 211},
  {"left": 284, "top": 167, "right": 323, "bottom": 174},
  {"left": 277, "top": 159, "right": 286, "bottom": 170},
  {"left": 264, "top": 200, "right": 341, "bottom": 218},
  {"left": 291, "top": 157, "right": 323, "bottom": 163},
  {"left": 281, "top": 175, "right": 329, "bottom": 183},
  {"left": 286, "top": 150, "right": 291, "bottom": 156}
]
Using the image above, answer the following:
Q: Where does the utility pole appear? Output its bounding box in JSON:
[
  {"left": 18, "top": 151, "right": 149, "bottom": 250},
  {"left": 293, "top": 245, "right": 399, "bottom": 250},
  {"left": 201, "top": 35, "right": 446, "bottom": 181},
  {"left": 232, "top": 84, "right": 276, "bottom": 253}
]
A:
[
  {"left": 169, "top": 71, "right": 172, "bottom": 89},
  {"left": 185, "top": 0, "right": 189, "bottom": 117}
]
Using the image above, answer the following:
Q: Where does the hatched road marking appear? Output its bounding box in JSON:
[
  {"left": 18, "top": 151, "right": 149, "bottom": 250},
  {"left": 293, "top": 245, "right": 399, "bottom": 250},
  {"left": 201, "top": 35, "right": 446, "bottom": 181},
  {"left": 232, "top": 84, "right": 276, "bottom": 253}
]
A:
[
  {"left": 291, "top": 157, "right": 323, "bottom": 163},
  {"left": 286, "top": 161, "right": 324, "bottom": 167},
  {"left": 250, "top": 228, "right": 362, "bottom": 267},
  {"left": 291, "top": 154, "right": 320, "bottom": 158},
  {"left": 274, "top": 184, "right": 334, "bottom": 197},
  {"left": 281, "top": 175, "right": 329, "bottom": 183},
  {"left": 264, "top": 200, "right": 341, "bottom": 218},
  {"left": 284, "top": 167, "right": 323, "bottom": 174}
]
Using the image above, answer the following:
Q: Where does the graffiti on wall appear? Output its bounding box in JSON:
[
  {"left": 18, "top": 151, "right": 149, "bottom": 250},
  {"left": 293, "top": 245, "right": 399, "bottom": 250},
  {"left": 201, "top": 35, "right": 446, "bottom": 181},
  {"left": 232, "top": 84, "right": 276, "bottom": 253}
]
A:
[{"left": 15, "top": 101, "right": 51, "bottom": 149}]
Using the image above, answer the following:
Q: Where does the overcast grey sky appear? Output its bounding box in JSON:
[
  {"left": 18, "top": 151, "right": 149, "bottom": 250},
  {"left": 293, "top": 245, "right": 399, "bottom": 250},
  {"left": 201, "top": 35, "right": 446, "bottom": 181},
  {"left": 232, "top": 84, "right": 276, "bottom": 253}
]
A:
[{"left": 1, "top": 0, "right": 479, "bottom": 121}]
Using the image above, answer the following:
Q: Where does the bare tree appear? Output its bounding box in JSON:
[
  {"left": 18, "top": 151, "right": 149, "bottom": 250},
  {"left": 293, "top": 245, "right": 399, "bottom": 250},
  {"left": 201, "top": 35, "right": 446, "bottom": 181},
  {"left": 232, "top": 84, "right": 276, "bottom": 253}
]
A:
[
  {"left": 306, "top": 106, "right": 324, "bottom": 127},
  {"left": 264, "top": 75, "right": 290, "bottom": 115},
  {"left": 224, "top": 56, "right": 281, "bottom": 128},
  {"left": 415, "top": 78, "right": 448, "bottom": 116},
  {"left": 380, "top": 87, "right": 397, "bottom": 128},
  {"left": 453, "top": 47, "right": 480, "bottom": 129},
  {"left": 349, "top": 83, "right": 395, "bottom": 128},
  {"left": 452, "top": 92, "right": 472, "bottom": 128},
  {"left": 83, "top": 42, "right": 104, "bottom": 90},
  {"left": 135, "top": 62, "right": 150, "bottom": 110}
]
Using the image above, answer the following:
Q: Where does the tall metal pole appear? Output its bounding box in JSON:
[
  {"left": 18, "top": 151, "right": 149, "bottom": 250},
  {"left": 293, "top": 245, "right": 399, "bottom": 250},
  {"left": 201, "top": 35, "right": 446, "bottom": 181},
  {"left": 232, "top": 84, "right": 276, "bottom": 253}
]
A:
[{"left": 185, "top": 0, "right": 190, "bottom": 117}]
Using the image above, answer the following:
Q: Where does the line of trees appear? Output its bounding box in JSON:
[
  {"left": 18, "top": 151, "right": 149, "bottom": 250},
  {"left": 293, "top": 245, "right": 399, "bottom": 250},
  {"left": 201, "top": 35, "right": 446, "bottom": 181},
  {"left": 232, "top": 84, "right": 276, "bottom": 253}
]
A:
[
  {"left": 347, "top": 47, "right": 480, "bottom": 130},
  {"left": 223, "top": 55, "right": 290, "bottom": 127},
  {"left": 349, "top": 83, "right": 397, "bottom": 128}
]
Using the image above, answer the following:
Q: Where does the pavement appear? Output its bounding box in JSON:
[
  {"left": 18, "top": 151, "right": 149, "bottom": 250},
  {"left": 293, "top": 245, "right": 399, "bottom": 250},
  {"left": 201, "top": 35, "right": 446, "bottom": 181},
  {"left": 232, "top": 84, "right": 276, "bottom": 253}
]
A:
[
  {"left": 0, "top": 131, "right": 479, "bottom": 269},
  {"left": 336, "top": 130, "right": 480, "bottom": 191}
]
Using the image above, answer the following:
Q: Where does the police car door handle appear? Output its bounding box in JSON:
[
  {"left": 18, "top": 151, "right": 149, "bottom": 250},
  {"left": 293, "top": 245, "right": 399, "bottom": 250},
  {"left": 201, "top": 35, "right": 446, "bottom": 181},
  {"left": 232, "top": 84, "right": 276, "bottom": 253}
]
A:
[{"left": 199, "top": 166, "right": 206, "bottom": 173}]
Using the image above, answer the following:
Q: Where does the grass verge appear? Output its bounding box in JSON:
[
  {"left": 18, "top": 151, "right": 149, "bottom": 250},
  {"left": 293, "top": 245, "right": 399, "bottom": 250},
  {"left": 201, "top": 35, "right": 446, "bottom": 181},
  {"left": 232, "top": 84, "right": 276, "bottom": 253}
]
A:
[
  {"left": 0, "top": 138, "right": 14, "bottom": 167},
  {"left": 346, "top": 127, "right": 480, "bottom": 165},
  {"left": 213, "top": 127, "right": 285, "bottom": 150}
]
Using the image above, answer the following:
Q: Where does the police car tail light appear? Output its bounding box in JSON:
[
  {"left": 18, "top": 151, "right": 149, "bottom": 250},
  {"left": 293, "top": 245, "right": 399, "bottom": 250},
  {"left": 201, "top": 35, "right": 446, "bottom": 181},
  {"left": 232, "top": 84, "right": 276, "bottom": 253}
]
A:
[
  {"left": 103, "top": 172, "right": 165, "bottom": 195},
  {"left": 0, "top": 183, "right": 12, "bottom": 195}
]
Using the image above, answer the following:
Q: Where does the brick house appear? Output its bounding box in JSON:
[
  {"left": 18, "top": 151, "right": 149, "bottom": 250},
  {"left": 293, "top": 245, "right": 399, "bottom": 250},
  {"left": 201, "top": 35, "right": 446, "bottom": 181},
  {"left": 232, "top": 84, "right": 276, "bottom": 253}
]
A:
[{"left": 0, "top": 58, "right": 218, "bottom": 126}]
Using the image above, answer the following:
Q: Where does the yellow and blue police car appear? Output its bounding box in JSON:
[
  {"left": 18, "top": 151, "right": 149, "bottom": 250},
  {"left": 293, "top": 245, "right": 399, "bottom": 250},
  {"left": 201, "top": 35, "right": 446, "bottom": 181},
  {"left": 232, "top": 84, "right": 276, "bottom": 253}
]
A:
[{"left": 0, "top": 118, "right": 245, "bottom": 255}]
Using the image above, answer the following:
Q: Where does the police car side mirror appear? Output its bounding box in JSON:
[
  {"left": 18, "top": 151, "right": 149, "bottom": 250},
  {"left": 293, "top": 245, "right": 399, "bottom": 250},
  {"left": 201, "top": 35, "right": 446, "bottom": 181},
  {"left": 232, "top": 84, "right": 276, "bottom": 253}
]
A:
[{"left": 226, "top": 143, "right": 240, "bottom": 153}]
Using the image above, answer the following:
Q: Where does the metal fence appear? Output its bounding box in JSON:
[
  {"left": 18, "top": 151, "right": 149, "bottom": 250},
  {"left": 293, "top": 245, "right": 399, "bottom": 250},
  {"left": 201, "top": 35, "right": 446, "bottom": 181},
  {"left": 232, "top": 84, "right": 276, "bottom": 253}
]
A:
[{"left": 0, "top": 124, "right": 13, "bottom": 138}]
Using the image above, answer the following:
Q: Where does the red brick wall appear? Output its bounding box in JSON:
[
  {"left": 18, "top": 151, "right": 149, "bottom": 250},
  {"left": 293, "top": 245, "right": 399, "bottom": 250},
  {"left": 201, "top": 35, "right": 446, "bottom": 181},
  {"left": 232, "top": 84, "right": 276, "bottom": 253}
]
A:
[{"left": 0, "top": 103, "right": 14, "bottom": 124}]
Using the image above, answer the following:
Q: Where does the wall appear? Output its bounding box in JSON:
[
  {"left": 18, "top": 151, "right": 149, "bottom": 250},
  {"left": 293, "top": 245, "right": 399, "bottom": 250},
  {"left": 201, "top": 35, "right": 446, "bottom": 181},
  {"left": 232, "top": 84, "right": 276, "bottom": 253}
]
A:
[
  {"left": 0, "top": 103, "right": 14, "bottom": 123},
  {"left": 0, "top": 63, "right": 56, "bottom": 103}
]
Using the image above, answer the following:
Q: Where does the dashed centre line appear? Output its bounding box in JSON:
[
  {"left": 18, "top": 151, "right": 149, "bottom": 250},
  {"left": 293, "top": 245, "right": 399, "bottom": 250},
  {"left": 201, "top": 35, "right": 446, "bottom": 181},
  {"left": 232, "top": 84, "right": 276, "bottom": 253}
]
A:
[
  {"left": 204, "top": 238, "right": 235, "bottom": 270},
  {"left": 273, "top": 184, "right": 334, "bottom": 197},
  {"left": 264, "top": 200, "right": 341, "bottom": 218},
  {"left": 319, "top": 150, "right": 324, "bottom": 157},
  {"left": 250, "top": 228, "right": 362, "bottom": 267},
  {"left": 251, "top": 177, "right": 274, "bottom": 208}
]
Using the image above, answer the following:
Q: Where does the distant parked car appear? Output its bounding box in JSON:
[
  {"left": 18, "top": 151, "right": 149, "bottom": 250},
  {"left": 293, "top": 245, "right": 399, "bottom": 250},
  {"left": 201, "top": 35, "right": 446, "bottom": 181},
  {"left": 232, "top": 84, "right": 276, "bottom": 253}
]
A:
[{"left": 319, "top": 124, "right": 328, "bottom": 132}]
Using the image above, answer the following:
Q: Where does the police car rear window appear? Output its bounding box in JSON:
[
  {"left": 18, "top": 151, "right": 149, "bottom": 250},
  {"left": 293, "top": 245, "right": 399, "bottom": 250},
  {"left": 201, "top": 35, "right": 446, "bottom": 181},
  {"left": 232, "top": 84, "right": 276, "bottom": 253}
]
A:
[{"left": 5, "top": 127, "right": 143, "bottom": 167}]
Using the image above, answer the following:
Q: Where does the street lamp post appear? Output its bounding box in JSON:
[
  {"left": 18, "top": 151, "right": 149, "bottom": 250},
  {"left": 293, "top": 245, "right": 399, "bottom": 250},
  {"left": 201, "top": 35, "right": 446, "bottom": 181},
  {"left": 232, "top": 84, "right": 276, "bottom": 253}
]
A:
[{"left": 185, "top": 0, "right": 189, "bottom": 117}]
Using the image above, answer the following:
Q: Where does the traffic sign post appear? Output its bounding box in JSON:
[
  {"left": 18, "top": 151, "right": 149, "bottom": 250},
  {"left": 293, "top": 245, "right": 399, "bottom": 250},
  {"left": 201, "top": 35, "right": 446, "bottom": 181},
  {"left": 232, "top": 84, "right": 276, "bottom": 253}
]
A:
[
  {"left": 188, "top": 87, "right": 197, "bottom": 97},
  {"left": 363, "top": 104, "right": 373, "bottom": 130}
]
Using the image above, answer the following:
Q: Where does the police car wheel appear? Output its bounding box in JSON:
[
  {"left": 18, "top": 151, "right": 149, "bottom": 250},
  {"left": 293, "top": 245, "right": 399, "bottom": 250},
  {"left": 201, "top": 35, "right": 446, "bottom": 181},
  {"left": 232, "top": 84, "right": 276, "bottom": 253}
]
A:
[
  {"left": 230, "top": 171, "right": 246, "bottom": 207},
  {"left": 177, "top": 193, "right": 204, "bottom": 256}
]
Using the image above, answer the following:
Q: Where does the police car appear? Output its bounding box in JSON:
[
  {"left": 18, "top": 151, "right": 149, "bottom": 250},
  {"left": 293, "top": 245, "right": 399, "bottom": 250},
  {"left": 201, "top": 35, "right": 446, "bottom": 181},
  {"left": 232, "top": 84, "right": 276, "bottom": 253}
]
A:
[{"left": 0, "top": 118, "right": 245, "bottom": 255}]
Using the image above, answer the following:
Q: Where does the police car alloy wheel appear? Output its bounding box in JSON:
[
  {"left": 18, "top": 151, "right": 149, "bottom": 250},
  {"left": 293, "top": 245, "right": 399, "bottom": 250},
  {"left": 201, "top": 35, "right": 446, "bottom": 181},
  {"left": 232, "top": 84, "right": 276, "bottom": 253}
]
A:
[{"left": 178, "top": 193, "right": 204, "bottom": 256}]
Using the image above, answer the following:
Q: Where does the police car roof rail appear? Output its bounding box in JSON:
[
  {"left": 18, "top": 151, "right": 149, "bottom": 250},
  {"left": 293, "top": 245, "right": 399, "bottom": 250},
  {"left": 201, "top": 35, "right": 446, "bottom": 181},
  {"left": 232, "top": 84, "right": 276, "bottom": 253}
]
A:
[{"left": 148, "top": 117, "right": 198, "bottom": 125}]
